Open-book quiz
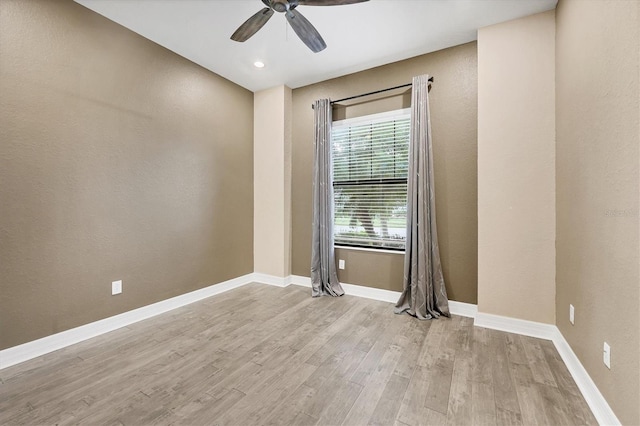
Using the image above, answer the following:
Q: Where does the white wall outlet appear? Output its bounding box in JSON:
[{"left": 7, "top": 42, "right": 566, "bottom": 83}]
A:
[
  {"left": 112, "top": 280, "right": 122, "bottom": 295},
  {"left": 338, "top": 259, "right": 345, "bottom": 270},
  {"left": 569, "top": 304, "right": 575, "bottom": 325},
  {"left": 603, "top": 342, "right": 611, "bottom": 369}
]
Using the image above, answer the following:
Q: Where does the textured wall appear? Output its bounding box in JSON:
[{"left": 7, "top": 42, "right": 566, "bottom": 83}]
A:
[
  {"left": 556, "top": 0, "right": 639, "bottom": 423},
  {"left": 291, "top": 42, "right": 478, "bottom": 303},
  {"left": 253, "top": 85, "right": 292, "bottom": 277},
  {"left": 477, "top": 11, "right": 556, "bottom": 324},
  {"left": 0, "top": 0, "right": 254, "bottom": 350}
]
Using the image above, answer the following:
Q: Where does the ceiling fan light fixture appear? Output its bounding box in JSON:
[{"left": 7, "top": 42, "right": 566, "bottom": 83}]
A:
[{"left": 254, "top": 61, "right": 266, "bottom": 68}]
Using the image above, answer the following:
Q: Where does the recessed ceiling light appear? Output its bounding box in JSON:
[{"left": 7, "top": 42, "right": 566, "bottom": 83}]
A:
[{"left": 254, "top": 61, "right": 265, "bottom": 68}]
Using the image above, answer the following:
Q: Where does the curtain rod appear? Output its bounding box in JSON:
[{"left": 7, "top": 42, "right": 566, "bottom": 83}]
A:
[{"left": 311, "top": 76, "right": 433, "bottom": 109}]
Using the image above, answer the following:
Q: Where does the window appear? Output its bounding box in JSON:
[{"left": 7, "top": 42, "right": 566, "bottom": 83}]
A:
[{"left": 332, "top": 109, "right": 410, "bottom": 251}]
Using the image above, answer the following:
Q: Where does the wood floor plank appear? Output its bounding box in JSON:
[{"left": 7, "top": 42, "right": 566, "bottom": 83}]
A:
[
  {"left": 0, "top": 284, "right": 598, "bottom": 426},
  {"left": 504, "top": 332, "right": 528, "bottom": 365},
  {"left": 214, "top": 361, "right": 318, "bottom": 425},
  {"left": 395, "top": 365, "right": 430, "bottom": 426},
  {"left": 539, "top": 341, "right": 598, "bottom": 425},
  {"left": 471, "top": 381, "right": 497, "bottom": 426},
  {"left": 367, "top": 373, "right": 410, "bottom": 426},
  {"left": 392, "top": 318, "right": 429, "bottom": 380},
  {"left": 349, "top": 313, "right": 409, "bottom": 386},
  {"left": 511, "top": 363, "right": 553, "bottom": 426},
  {"left": 520, "top": 335, "right": 558, "bottom": 387},
  {"left": 422, "top": 407, "right": 449, "bottom": 426},
  {"left": 304, "top": 306, "right": 375, "bottom": 367},
  {"left": 301, "top": 348, "right": 367, "bottom": 420},
  {"left": 471, "top": 326, "right": 494, "bottom": 385},
  {"left": 495, "top": 406, "right": 524, "bottom": 426},
  {"left": 285, "top": 410, "right": 318, "bottom": 426},
  {"left": 539, "top": 339, "right": 581, "bottom": 393},
  {"left": 537, "top": 382, "right": 577, "bottom": 426},
  {"left": 491, "top": 333, "right": 522, "bottom": 415},
  {"left": 446, "top": 349, "right": 473, "bottom": 425},
  {"left": 263, "top": 384, "right": 317, "bottom": 425},
  {"left": 423, "top": 356, "right": 454, "bottom": 415},
  {"left": 314, "top": 379, "right": 364, "bottom": 426},
  {"left": 354, "top": 304, "right": 392, "bottom": 354},
  {"left": 171, "top": 387, "right": 244, "bottom": 424},
  {"left": 415, "top": 317, "right": 449, "bottom": 369},
  {"left": 341, "top": 343, "right": 403, "bottom": 425}
]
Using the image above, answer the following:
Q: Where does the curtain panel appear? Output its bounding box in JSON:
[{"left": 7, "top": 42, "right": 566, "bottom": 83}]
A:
[
  {"left": 395, "top": 75, "right": 450, "bottom": 319},
  {"left": 311, "top": 99, "right": 344, "bottom": 297}
]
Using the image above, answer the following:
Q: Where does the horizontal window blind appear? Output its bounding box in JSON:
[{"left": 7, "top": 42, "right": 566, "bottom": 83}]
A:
[{"left": 332, "top": 110, "right": 410, "bottom": 250}]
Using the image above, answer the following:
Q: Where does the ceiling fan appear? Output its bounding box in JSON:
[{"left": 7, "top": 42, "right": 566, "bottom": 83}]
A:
[{"left": 231, "top": 0, "right": 369, "bottom": 53}]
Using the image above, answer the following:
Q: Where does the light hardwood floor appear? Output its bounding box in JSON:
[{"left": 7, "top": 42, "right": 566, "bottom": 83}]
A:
[{"left": 0, "top": 283, "right": 597, "bottom": 426}]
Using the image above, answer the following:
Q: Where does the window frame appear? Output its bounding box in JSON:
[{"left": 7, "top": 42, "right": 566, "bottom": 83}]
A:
[{"left": 331, "top": 108, "right": 411, "bottom": 252}]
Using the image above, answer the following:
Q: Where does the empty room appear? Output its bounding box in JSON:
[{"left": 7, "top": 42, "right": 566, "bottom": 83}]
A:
[{"left": 0, "top": 0, "right": 638, "bottom": 425}]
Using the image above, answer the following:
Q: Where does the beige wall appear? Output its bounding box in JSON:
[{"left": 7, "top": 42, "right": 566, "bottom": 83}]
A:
[
  {"left": 555, "top": 0, "right": 639, "bottom": 423},
  {"left": 253, "top": 85, "right": 292, "bottom": 277},
  {"left": 477, "top": 11, "right": 556, "bottom": 324},
  {"left": 292, "top": 43, "right": 478, "bottom": 303},
  {"left": 0, "top": 0, "right": 254, "bottom": 350}
]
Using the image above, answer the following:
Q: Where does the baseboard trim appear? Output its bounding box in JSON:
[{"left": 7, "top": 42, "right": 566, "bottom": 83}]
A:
[
  {"left": 289, "top": 274, "right": 311, "bottom": 288},
  {"left": 0, "top": 273, "right": 254, "bottom": 370},
  {"left": 474, "top": 311, "right": 620, "bottom": 426},
  {"left": 474, "top": 312, "right": 557, "bottom": 340},
  {"left": 250, "top": 272, "right": 289, "bottom": 287},
  {"left": 289, "top": 274, "right": 407, "bottom": 303},
  {"left": 448, "top": 300, "right": 478, "bottom": 319},
  {"left": 551, "top": 329, "right": 621, "bottom": 426},
  {"left": 285, "top": 275, "right": 477, "bottom": 318}
]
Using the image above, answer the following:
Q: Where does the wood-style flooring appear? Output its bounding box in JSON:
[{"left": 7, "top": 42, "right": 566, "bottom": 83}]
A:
[{"left": 0, "top": 283, "right": 597, "bottom": 425}]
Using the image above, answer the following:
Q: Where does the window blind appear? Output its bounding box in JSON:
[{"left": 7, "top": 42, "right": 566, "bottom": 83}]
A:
[{"left": 332, "top": 109, "right": 410, "bottom": 250}]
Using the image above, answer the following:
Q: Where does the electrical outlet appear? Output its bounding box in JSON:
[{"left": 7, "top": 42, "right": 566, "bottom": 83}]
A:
[
  {"left": 603, "top": 342, "right": 611, "bottom": 369},
  {"left": 338, "top": 259, "right": 345, "bottom": 270},
  {"left": 569, "top": 304, "right": 575, "bottom": 325},
  {"left": 112, "top": 280, "right": 122, "bottom": 295}
]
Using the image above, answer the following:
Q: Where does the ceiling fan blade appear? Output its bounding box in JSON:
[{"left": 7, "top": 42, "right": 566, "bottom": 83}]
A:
[
  {"left": 296, "top": 0, "right": 369, "bottom": 5},
  {"left": 285, "top": 9, "right": 326, "bottom": 53},
  {"left": 230, "top": 7, "right": 274, "bottom": 42}
]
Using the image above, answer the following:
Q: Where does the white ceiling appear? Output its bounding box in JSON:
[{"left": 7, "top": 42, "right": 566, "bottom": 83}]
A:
[{"left": 75, "top": 0, "right": 557, "bottom": 92}]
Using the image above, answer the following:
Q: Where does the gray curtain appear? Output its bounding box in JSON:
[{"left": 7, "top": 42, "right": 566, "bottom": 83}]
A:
[
  {"left": 311, "top": 99, "right": 344, "bottom": 297},
  {"left": 395, "top": 75, "right": 450, "bottom": 319}
]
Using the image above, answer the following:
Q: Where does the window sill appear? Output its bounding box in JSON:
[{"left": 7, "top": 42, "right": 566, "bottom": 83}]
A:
[{"left": 334, "top": 245, "right": 405, "bottom": 255}]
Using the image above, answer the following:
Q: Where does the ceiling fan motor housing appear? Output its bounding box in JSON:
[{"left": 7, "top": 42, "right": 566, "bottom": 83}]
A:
[{"left": 271, "top": 1, "right": 290, "bottom": 13}]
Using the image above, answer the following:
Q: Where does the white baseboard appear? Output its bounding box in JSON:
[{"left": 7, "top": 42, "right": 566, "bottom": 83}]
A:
[
  {"left": 474, "top": 311, "right": 620, "bottom": 426},
  {"left": 448, "top": 300, "right": 478, "bottom": 319},
  {"left": 289, "top": 273, "right": 408, "bottom": 303},
  {"left": 341, "top": 283, "right": 400, "bottom": 303},
  {"left": 551, "top": 329, "right": 621, "bottom": 426},
  {"left": 250, "top": 272, "right": 289, "bottom": 287},
  {"left": 474, "top": 312, "right": 557, "bottom": 340},
  {"left": 0, "top": 273, "right": 254, "bottom": 370},
  {"left": 289, "top": 274, "right": 312, "bottom": 288},
  {"left": 286, "top": 275, "right": 477, "bottom": 318}
]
